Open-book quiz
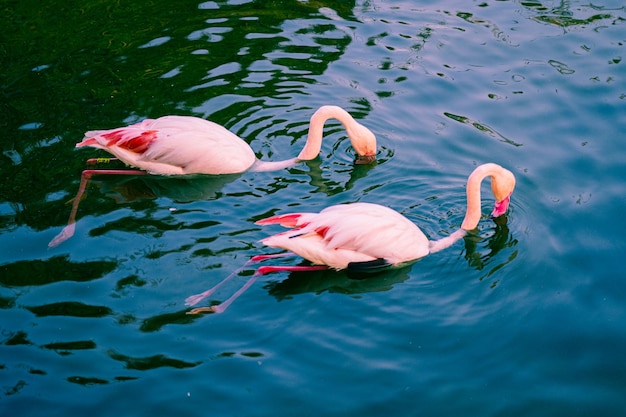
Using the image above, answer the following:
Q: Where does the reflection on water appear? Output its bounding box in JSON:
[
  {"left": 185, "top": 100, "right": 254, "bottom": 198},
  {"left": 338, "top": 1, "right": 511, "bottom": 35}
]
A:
[
  {"left": 443, "top": 112, "right": 522, "bottom": 147},
  {"left": 106, "top": 350, "right": 200, "bottom": 370},
  {"left": 92, "top": 173, "right": 243, "bottom": 203},
  {"left": 75, "top": 144, "right": 391, "bottom": 206},
  {"left": 25, "top": 302, "right": 113, "bottom": 318},
  {"left": 523, "top": 0, "right": 619, "bottom": 28},
  {"left": 0, "top": 255, "right": 117, "bottom": 287},
  {"left": 462, "top": 216, "right": 518, "bottom": 286},
  {"left": 265, "top": 266, "right": 413, "bottom": 300}
]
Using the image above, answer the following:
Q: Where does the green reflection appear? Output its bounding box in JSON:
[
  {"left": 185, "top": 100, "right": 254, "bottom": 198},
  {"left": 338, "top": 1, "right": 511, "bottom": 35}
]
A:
[
  {"left": 534, "top": 13, "right": 613, "bottom": 26},
  {"left": 514, "top": 0, "right": 620, "bottom": 28},
  {"left": 443, "top": 112, "right": 522, "bottom": 147},
  {"left": 67, "top": 376, "right": 109, "bottom": 386},
  {"left": 0, "top": 255, "right": 117, "bottom": 287},
  {"left": 107, "top": 350, "right": 200, "bottom": 370},
  {"left": 139, "top": 310, "right": 198, "bottom": 332},
  {"left": 1, "top": 331, "right": 33, "bottom": 346},
  {"left": 26, "top": 301, "right": 113, "bottom": 318},
  {"left": 42, "top": 340, "right": 97, "bottom": 352},
  {"left": 1, "top": 0, "right": 358, "bottom": 237}
]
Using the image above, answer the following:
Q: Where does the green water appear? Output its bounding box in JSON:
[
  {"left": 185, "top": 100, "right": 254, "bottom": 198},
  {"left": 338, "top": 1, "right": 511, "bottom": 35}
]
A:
[{"left": 2, "top": 1, "right": 625, "bottom": 415}]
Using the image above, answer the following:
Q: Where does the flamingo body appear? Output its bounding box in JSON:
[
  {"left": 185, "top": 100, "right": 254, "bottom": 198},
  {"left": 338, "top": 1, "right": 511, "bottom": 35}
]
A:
[
  {"left": 257, "top": 203, "right": 430, "bottom": 270},
  {"left": 79, "top": 116, "right": 256, "bottom": 175}
]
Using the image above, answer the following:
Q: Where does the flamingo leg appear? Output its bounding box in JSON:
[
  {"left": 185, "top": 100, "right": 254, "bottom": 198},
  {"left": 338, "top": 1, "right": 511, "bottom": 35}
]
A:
[
  {"left": 249, "top": 253, "right": 298, "bottom": 262},
  {"left": 184, "top": 252, "right": 297, "bottom": 308},
  {"left": 189, "top": 270, "right": 263, "bottom": 315},
  {"left": 48, "top": 169, "right": 146, "bottom": 248},
  {"left": 186, "top": 257, "right": 328, "bottom": 314},
  {"left": 256, "top": 265, "right": 329, "bottom": 274},
  {"left": 184, "top": 258, "right": 258, "bottom": 308}
]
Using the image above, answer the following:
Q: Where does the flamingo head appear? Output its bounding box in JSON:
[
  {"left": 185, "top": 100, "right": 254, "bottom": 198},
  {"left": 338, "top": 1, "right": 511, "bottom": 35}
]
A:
[
  {"left": 490, "top": 167, "right": 516, "bottom": 217},
  {"left": 491, "top": 194, "right": 511, "bottom": 217},
  {"left": 346, "top": 122, "right": 377, "bottom": 163}
]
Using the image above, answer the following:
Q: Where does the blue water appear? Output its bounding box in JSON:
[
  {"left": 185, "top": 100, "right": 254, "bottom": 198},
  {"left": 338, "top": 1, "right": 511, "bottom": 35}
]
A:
[{"left": 2, "top": 1, "right": 625, "bottom": 415}]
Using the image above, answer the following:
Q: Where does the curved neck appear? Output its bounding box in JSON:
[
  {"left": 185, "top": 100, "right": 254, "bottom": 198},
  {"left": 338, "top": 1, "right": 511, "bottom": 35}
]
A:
[
  {"left": 297, "top": 106, "right": 354, "bottom": 160},
  {"left": 461, "top": 163, "right": 503, "bottom": 230}
]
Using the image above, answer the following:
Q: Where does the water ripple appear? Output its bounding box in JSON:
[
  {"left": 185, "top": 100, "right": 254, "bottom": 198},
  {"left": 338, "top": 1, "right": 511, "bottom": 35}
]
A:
[{"left": 2, "top": 0, "right": 626, "bottom": 415}]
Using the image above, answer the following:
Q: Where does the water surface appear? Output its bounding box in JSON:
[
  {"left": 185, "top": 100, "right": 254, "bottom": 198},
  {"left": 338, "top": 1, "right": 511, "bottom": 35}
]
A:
[{"left": 1, "top": 1, "right": 625, "bottom": 415}]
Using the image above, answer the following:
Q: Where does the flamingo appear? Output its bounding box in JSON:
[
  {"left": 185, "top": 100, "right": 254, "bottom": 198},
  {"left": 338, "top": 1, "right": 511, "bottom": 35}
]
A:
[
  {"left": 185, "top": 163, "right": 516, "bottom": 314},
  {"left": 48, "top": 105, "right": 377, "bottom": 247}
]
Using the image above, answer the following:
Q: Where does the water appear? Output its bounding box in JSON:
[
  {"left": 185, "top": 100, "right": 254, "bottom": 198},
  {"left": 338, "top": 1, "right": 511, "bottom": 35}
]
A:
[{"left": 2, "top": 1, "right": 625, "bottom": 415}]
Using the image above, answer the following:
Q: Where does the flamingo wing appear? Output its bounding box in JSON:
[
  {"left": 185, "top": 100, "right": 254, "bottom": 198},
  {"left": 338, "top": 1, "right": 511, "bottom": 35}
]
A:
[
  {"left": 78, "top": 116, "right": 256, "bottom": 175},
  {"left": 257, "top": 202, "right": 430, "bottom": 269}
]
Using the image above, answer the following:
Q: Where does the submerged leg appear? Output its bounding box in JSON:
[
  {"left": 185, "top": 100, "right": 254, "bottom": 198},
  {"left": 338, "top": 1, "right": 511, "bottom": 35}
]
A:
[
  {"left": 48, "top": 169, "right": 146, "bottom": 248},
  {"left": 188, "top": 270, "right": 264, "bottom": 315},
  {"left": 184, "top": 258, "right": 258, "bottom": 307},
  {"left": 184, "top": 252, "right": 298, "bottom": 308},
  {"left": 186, "top": 262, "right": 328, "bottom": 314}
]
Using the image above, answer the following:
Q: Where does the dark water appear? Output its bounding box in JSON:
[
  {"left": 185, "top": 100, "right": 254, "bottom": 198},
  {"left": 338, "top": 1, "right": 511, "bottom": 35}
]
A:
[{"left": 2, "top": 1, "right": 625, "bottom": 415}]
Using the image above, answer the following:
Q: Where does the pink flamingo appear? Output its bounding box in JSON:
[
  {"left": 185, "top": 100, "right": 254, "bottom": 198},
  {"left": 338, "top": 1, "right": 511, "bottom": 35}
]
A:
[
  {"left": 185, "top": 163, "right": 516, "bottom": 314},
  {"left": 48, "top": 106, "right": 377, "bottom": 247}
]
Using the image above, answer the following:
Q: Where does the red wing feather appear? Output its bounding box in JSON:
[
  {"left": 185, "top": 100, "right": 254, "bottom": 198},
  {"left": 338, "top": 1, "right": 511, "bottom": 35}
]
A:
[
  {"left": 314, "top": 225, "right": 330, "bottom": 238},
  {"left": 101, "top": 129, "right": 158, "bottom": 154},
  {"left": 256, "top": 213, "right": 306, "bottom": 228}
]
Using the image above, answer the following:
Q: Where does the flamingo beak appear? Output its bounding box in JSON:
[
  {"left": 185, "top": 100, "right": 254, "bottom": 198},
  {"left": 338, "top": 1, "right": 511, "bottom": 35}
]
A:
[
  {"left": 354, "top": 153, "right": 376, "bottom": 165},
  {"left": 491, "top": 194, "right": 511, "bottom": 218}
]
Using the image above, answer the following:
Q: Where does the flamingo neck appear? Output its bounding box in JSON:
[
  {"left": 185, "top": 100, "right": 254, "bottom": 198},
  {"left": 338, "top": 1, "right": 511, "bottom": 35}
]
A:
[
  {"left": 249, "top": 158, "right": 298, "bottom": 172},
  {"left": 429, "top": 229, "right": 468, "bottom": 254},
  {"left": 297, "top": 106, "right": 354, "bottom": 160},
  {"left": 461, "top": 163, "right": 502, "bottom": 230}
]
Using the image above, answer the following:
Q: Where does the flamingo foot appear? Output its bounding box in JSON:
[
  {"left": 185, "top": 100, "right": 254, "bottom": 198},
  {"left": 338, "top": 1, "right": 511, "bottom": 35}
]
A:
[
  {"left": 187, "top": 273, "right": 260, "bottom": 314},
  {"left": 187, "top": 303, "right": 230, "bottom": 315},
  {"left": 184, "top": 291, "right": 216, "bottom": 307},
  {"left": 48, "top": 223, "right": 76, "bottom": 248},
  {"left": 187, "top": 306, "right": 219, "bottom": 315}
]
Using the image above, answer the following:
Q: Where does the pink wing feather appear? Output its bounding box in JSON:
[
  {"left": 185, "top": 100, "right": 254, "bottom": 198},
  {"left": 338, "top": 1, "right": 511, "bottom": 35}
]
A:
[
  {"left": 257, "top": 203, "right": 430, "bottom": 268},
  {"left": 76, "top": 116, "right": 257, "bottom": 175}
]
